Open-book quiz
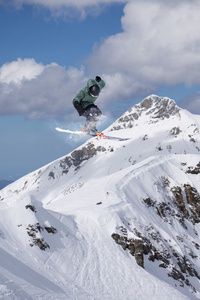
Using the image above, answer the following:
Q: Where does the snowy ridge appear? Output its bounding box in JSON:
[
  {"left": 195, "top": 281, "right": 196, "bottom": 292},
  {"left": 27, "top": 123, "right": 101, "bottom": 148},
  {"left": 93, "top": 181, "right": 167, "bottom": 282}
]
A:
[
  {"left": 0, "top": 95, "right": 200, "bottom": 299},
  {"left": 107, "top": 95, "right": 179, "bottom": 132}
]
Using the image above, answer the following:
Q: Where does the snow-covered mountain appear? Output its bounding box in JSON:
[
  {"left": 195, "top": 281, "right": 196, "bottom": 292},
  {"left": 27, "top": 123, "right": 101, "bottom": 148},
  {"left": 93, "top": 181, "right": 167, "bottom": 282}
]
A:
[{"left": 1, "top": 95, "right": 200, "bottom": 300}]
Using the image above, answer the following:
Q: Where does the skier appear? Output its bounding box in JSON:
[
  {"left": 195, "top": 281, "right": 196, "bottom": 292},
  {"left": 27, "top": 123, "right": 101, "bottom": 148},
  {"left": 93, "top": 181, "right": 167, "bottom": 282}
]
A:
[{"left": 73, "top": 76, "right": 105, "bottom": 134}]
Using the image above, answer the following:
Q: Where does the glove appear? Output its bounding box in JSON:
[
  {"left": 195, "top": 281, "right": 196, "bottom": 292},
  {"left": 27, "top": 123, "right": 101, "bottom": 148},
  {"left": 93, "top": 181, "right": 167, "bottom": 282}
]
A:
[
  {"left": 73, "top": 100, "right": 85, "bottom": 116},
  {"left": 95, "top": 76, "right": 101, "bottom": 82}
]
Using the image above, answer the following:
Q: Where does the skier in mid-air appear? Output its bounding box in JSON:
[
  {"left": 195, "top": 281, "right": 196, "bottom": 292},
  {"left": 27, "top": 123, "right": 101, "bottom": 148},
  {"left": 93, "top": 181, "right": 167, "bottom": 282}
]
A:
[{"left": 73, "top": 76, "right": 105, "bottom": 134}]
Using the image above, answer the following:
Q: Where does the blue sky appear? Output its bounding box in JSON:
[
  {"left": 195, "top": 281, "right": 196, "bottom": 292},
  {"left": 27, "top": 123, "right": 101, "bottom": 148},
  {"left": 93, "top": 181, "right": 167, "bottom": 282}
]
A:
[
  {"left": 0, "top": 4, "right": 124, "bottom": 67},
  {"left": 1, "top": 0, "right": 200, "bottom": 181}
]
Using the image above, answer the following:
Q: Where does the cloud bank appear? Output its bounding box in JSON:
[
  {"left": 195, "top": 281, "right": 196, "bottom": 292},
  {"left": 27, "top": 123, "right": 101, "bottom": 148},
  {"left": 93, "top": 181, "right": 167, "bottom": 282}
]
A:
[
  {"left": 87, "top": 1, "right": 200, "bottom": 87},
  {"left": 0, "top": 58, "right": 87, "bottom": 119},
  {"left": 1, "top": 0, "right": 200, "bottom": 118},
  {"left": 0, "top": 58, "right": 44, "bottom": 84},
  {"left": 0, "top": 58, "right": 152, "bottom": 119}
]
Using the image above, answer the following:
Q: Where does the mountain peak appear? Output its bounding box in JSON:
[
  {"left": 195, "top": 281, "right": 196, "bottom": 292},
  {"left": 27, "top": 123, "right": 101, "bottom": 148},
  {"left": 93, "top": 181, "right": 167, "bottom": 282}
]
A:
[
  {"left": 138, "top": 94, "right": 180, "bottom": 119},
  {"left": 110, "top": 95, "right": 180, "bottom": 131}
]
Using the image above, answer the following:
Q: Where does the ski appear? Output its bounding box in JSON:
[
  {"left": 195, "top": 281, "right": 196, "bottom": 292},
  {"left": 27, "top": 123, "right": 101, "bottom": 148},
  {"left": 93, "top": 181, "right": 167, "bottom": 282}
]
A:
[
  {"left": 55, "top": 127, "right": 130, "bottom": 141},
  {"left": 56, "top": 127, "right": 98, "bottom": 137}
]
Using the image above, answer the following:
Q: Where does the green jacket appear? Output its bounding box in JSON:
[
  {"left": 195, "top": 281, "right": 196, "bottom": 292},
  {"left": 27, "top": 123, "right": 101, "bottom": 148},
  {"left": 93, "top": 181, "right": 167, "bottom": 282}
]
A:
[{"left": 73, "top": 78, "right": 105, "bottom": 109}]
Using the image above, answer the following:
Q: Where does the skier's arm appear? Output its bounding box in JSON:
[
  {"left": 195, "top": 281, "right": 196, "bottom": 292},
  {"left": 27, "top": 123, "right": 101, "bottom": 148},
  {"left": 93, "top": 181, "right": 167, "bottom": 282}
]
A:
[
  {"left": 73, "top": 90, "right": 85, "bottom": 104},
  {"left": 95, "top": 76, "right": 105, "bottom": 90},
  {"left": 73, "top": 90, "right": 86, "bottom": 116}
]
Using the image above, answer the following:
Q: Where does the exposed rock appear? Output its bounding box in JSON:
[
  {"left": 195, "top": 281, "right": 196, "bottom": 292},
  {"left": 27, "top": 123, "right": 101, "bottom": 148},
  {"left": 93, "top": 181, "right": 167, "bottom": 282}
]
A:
[
  {"left": 44, "top": 226, "right": 57, "bottom": 234},
  {"left": 26, "top": 222, "right": 57, "bottom": 250},
  {"left": 184, "top": 184, "right": 200, "bottom": 224},
  {"left": 110, "top": 95, "right": 180, "bottom": 131},
  {"left": 186, "top": 162, "right": 200, "bottom": 174},
  {"left": 171, "top": 186, "right": 190, "bottom": 221},
  {"left": 170, "top": 127, "right": 182, "bottom": 136},
  {"left": 49, "top": 171, "right": 55, "bottom": 179},
  {"left": 143, "top": 197, "right": 156, "bottom": 207},
  {"left": 33, "top": 238, "right": 50, "bottom": 251},
  {"left": 60, "top": 143, "right": 106, "bottom": 174},
  {"left": 143, "top": 181, "right": 200, "bottom": 226},
  {"left": 25, "top": 205, "right": 36, "bottom": 213},
  {"left": 112, "top": 225, "right": 200, "bottom": 291},
  {"left": 111, "top": 171, "right": 200, "bottom": 293}
]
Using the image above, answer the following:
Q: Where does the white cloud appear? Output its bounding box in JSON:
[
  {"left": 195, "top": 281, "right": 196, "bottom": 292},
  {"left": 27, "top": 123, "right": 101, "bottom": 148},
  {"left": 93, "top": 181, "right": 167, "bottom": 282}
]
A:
[
  {"left": 0, "top": 58, "right": 87, "bottom": 119},
  {"left": 87, "top": 1, "right": 200, "bottom": 87},
  {"left": 0, "top": 58, "right": 44, "bottom": 84},
  {"left": 101, "top": 72, "right": 153, "bottom": 110},
  {"left": 0, "top": 57, "right": 145, "bottom": 120}
]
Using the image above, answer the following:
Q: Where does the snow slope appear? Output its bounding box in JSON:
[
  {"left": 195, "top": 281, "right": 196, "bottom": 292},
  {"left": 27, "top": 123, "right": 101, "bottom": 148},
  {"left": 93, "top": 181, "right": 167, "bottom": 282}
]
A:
[{"left": 0, "top": 95, "right": 200, "bottom": 299}]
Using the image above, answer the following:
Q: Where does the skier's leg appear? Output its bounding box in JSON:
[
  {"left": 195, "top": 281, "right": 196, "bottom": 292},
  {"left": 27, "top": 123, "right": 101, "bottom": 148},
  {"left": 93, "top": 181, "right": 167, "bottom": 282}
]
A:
[
  {"left": 84, "top": 117, "right": 97, "bottom": 133},
  {"left": 83, "top": 108, "right": 93, "bottom": 133},
  {"left": 89, "top": 106, "right": 102, "bottom": 132},
  {"left": 83, "top": 106, "right": 102, "bottom": 133},
  {"left": 84, "top": 118, "right": 93, "bottom": 133}
]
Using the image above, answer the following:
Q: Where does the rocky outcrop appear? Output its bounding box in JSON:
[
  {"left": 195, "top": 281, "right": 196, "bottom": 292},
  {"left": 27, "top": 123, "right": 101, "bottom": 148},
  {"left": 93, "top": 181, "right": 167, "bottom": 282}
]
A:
[
  {"left": 112, "top": 224, "right": 200, "bottom": 292},
  {"left": 186, "top": 161, "right": 200, "bottom": 174},
  {"left": 60, "top": 143, "right": 106, "bottom": 174},
  {"left": 111, "top": 162, "right": 200, "bottom": 294},
  {"left": 22, "top": 204, "right": 58, "bottom": 251},
  {"left": 110, "top": 95, "right": 180, "bottom": 131}
]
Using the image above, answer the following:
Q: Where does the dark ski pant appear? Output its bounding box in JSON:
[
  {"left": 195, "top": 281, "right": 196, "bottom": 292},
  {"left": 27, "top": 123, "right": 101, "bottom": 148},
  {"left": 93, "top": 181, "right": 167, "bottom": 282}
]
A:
[{"left": 83, "top": 105, "right": 102, "bottom": 133}]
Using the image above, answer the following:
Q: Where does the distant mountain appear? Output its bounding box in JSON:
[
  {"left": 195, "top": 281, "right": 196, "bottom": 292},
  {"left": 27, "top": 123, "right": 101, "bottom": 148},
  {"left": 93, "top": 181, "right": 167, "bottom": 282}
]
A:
[
  {"left": 0, "top": 95, "right": 200, "bottom": 300},
  {"left": 0, "top": 179, "right": 13, "bottom": 189}
]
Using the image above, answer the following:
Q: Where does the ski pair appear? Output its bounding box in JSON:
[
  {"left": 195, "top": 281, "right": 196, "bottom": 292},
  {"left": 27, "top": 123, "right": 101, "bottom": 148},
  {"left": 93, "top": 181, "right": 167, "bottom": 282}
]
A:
[{"left": 55, "top": 127, "right": 130, "bottom": 141}]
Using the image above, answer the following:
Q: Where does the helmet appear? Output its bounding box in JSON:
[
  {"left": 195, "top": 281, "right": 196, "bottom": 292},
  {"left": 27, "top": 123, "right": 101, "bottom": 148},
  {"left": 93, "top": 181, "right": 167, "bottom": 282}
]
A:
[{"left": 89, "top": 84, "right": 100, "bottom": 97}]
